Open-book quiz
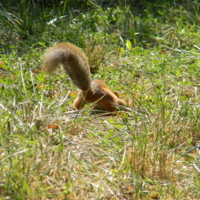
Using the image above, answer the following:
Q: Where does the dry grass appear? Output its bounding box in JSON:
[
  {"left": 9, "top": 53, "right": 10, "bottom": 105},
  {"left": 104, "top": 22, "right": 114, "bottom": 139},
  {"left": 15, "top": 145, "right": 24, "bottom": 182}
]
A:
[
  {"left": 1, "top": 47, "right": 199, "bottom": 199},
  {"left": 0, "top": 2, "right": 200, "bottom": 199}
]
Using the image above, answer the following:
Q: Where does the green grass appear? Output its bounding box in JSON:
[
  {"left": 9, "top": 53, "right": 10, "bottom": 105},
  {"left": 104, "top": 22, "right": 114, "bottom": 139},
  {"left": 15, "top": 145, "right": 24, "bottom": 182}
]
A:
[{"left": 0, "top": 1, "right": 200, "bottom": 199}]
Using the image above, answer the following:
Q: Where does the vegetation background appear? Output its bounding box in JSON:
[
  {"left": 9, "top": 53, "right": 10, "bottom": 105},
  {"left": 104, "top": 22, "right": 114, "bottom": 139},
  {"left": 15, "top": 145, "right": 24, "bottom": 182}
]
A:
[{"left": 0, "top": 0, "right": 199, "bottom": 199}]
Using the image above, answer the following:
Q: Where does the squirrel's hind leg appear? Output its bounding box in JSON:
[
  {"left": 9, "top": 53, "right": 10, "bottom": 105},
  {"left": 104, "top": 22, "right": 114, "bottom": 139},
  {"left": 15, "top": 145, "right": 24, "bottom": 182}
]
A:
[{"left": 73, "top": 91, "right": 87, "bottom": 110}]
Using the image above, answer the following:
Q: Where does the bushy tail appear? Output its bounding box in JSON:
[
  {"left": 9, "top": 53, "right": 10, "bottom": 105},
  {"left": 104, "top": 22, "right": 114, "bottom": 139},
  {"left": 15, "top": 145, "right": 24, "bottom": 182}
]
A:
[{"left": 42, "top": 42, "right": 91, "bottom": 90}]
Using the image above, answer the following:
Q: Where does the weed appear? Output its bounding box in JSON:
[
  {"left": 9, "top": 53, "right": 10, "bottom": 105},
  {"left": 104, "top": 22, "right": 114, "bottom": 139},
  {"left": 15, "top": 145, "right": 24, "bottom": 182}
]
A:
[{"left": 0, "top": 1, "right": 200, "bottom": 199}]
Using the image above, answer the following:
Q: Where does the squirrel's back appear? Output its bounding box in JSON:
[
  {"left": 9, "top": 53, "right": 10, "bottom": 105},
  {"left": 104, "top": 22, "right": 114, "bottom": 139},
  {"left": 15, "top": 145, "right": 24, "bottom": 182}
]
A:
[{"left": 42, "top": 43, "right": 91, "bottom": 90}]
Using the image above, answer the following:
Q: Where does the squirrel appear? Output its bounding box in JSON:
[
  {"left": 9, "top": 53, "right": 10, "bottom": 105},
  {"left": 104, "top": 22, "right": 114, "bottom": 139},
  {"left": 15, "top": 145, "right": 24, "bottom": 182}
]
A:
[{"left": 42, "top": 42, "right": 125, "bottom": 113}]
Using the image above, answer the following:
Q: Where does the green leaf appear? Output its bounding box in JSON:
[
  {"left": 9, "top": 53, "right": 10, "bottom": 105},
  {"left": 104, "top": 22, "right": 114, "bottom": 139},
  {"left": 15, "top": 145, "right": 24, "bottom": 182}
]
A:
[{"left": 126, "top": 39, "right": 132, "bottom": 50}]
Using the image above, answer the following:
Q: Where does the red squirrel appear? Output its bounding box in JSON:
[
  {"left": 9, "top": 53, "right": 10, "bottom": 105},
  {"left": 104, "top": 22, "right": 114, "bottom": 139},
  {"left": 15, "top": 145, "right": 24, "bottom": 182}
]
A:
[{"left": 42, "top": 42, "right": 125, "bottom": 113}]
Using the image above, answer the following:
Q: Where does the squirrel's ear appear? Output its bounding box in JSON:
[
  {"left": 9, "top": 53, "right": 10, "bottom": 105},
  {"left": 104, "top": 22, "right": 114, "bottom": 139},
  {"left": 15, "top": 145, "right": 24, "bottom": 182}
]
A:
[{"left": 113, "top": 91, "right": 120, "bottom": 98}]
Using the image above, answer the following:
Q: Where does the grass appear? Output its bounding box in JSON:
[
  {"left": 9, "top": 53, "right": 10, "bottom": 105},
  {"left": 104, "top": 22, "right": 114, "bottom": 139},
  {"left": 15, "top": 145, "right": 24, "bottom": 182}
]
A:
[{"left": 0, "top": 0, "right": 200, "bottom": 199}]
